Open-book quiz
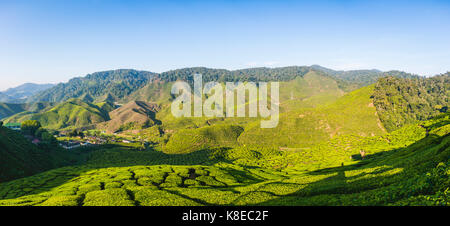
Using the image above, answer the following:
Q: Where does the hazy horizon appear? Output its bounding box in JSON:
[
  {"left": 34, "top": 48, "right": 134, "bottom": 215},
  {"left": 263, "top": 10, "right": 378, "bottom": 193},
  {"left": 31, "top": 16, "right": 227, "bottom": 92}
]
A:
[{"left": 1, "top": 0, "right": 450, "bottom": 90}]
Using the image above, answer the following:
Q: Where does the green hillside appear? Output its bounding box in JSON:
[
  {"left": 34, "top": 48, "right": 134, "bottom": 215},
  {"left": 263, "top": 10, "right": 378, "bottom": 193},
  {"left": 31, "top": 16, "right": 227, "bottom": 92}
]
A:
[
  {"left": 124, "top": 70, "right": 346, "bottom": 135},
  {"left": 277, "top": 70, "right": 345, "bottom": 111},
  {"left": 0, "top": 103, "right": 27, "bottom": 119},
  {"left": 0, "top": 113, "right": 447, "bottom": 206},
  {"left": 373, "top": 74, "right": 449, "bottom": 131},
  {"left": 122, "top": 81, "right": 174, "bottom": 105},
  {"left": 4, "top": 68, "right": 353, "bottom": 142},
  {"left": 238, "top": 84, "right": 386, "bottom": 148},
  {"left": 120, "top": 71, "right": 432, "bottom": 151},
  {"left": 164, "top": 125, "right": 244, "bottom": 154},
  {"left": 27, "top": 69, "right": 156, "bottom": 103},
  {"left": 5, "top": 99, "right": 114, "bottom": 130},
  {"left": 157, "top": 72, "right": 355, "bottom": 153},
  {"left": 1, "top": 67, "right": 448, "bottom": 207},
  {"left": 0, "top": 102, "right": 54, "bottom": 120},
  {"left": 0, "top": 126, "right": 81, "bottom": 183},
  {"left": 26, "top": 66, "right": 409, "bottom": 105}
]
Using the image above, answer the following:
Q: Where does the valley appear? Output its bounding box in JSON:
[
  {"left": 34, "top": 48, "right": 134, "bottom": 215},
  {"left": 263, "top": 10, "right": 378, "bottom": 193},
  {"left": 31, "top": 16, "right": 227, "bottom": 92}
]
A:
[{"left": 0, "top": 66, "right": 448, "bottom": 206}]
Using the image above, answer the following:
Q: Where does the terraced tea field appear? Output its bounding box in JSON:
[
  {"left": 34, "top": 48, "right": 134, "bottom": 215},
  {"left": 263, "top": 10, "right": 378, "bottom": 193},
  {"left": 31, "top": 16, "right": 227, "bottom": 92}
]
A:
[{"left": 1, "top": 113, "right": 448, "bottom": 206}]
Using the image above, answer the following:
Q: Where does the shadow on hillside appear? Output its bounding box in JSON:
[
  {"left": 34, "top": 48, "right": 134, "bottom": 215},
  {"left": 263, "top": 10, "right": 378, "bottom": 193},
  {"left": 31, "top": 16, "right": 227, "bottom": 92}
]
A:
[
  {"left": 256, "top": 133, "right": 449, "bottom": 205},
  {"left": 1, "top": 129, "right": 448, "bottom": 205},
  {"left": 0, "top": 144, "right": 240, "bottom": 200}
]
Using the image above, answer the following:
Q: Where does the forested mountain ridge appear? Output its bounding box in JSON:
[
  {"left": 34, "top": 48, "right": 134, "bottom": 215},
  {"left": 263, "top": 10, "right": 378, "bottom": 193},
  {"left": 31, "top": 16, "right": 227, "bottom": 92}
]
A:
[
  {"left": 25, "top": 66, "right": 421, "bottom": 105},
  {"left": 26, "top": 69, "right": 157, "bottom": 103},
  {"left": 158, "top": 66, "right": 311, "bottom": 83},
  {"left": 311, "top": 65, "right": 420, "bottom": 88},
  {"left": 373, "top": 73, "right": 449, "bottom": 131},
  {"left": 24, "top": 67, "right": 317, "bottom": 104},
  {"left": 7, "top": 66, "right": 441, "bottom": 135}
]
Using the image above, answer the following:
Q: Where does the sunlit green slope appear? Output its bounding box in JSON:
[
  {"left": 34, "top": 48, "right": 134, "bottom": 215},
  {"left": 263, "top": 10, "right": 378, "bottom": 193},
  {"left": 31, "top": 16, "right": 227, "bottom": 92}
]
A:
[
  {"left": 133, "top": 71, "right": 351, "bottom": 152},
  {"left": 238, "top": 84, "right": 386, "bottom": 148},
  {"left": 130, "top": 70, "right": 346, "bottom": 133},
  {"left": 4, "top": 99, "right": 114, "bottom": 130},
  {"left": 277, "top": 70, "right": 345, "bottom": 112},
  {"left": 134, "top": 75, "right": 380, "bottom": 153},
  {"left": 164, "top": 125, "right": 244, "bottom": 154},
  {"left": 0, "top": 113, "right": 447, "bottom": 206}
]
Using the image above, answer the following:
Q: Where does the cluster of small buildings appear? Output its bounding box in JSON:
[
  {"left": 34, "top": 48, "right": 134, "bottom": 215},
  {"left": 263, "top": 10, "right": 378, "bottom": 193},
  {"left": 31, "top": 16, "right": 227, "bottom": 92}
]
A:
[
  {"left": 3, "top": 122, "right": 145, "bottom": 149},
  {"left": 57, "top": 132, "right": 109, "bottom": 149},
  {"left": 85, "top": 136, "right": 107, "bottom": 145},
  {"left": 2, "top": 123, "right": 140, "bottom": 149},
  {"left": 59, "top": 140, "right": 83, "bottom": 149},
  {"left": 59, "top": 139, "right": 100, "bottom": 149},
  {"left": 59, "top": 138, "right": 105, "bottom": 149}
]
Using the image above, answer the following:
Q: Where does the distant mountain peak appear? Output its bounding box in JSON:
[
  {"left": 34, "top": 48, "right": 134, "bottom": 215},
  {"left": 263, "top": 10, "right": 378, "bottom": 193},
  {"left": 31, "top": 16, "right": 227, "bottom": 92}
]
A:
[{"left": 0, "top": 83, "right": 55, "bottom": 103}]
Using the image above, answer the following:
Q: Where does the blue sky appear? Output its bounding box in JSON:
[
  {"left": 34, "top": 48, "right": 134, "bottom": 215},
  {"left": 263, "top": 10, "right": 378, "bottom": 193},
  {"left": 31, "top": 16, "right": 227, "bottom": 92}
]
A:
[{"left": 1, "top": 0, "right": 450, "bottom": 91}]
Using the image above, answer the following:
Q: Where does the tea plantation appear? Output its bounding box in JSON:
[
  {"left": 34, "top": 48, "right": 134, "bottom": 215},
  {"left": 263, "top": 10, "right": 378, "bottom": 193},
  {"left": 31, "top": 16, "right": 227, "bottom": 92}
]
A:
[{"left": 0, "top": 113, "right": 448, "bottom": 206}]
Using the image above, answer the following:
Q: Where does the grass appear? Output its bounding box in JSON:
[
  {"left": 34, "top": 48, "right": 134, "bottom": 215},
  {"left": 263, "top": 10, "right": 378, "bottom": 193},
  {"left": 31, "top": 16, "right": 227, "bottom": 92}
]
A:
[
  {"left": 4, "top": 99, "right": 113, "bottom": 130},
  {"left": 0, "top": 113, "right": 448, "bottom": 206},
  {"left": 0, "top": 126, "right": 85, "bottom": 182},
  {"left": 0, "top": 75, "right": 448, "bottom": 206},
  {"left": 133, "top": 73, "right": 383, "bottom": 154},
  {"left": 164, "top": 125, "right": 244, "bottom": 153},
  {"left": 238, "top": 84, "right": 386, "bottom": 148}
]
